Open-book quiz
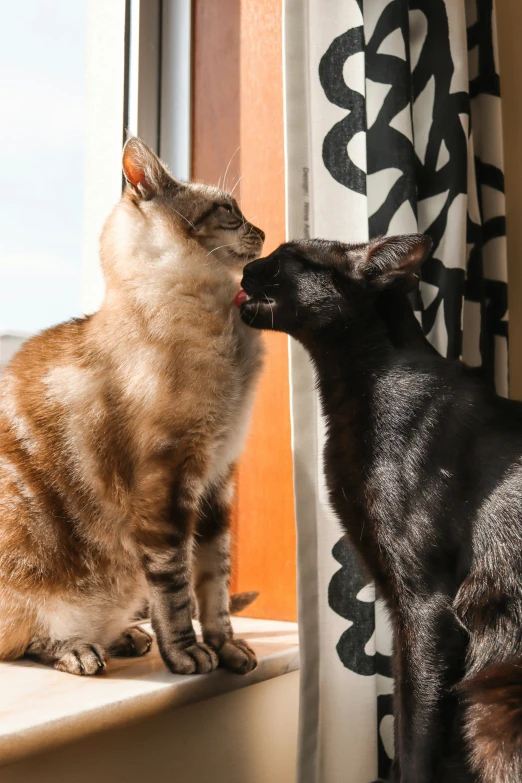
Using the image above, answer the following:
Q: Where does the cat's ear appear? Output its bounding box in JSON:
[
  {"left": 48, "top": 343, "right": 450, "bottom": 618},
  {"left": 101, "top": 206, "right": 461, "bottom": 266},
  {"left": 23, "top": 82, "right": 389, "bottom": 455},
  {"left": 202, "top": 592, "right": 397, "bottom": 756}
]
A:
[
  {"left": 122, "top": 136, "right": 173, "bottom": 199},
  {"left": 354, "top": 234, "right": 432, "bottom": 288}
]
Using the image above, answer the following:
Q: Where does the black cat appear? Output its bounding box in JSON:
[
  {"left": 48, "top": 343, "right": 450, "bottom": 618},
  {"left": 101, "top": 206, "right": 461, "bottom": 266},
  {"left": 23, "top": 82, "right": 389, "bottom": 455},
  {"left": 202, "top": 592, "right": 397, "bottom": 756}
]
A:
[{"left": 237, "top": 234, "right": 522, "bottom": 783}]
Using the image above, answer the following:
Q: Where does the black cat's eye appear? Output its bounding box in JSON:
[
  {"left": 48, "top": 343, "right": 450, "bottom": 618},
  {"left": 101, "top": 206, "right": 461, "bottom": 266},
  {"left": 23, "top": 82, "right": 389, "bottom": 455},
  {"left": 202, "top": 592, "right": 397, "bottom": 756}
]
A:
[{"left": 221, "top": 203, "right": 233, "bottom": 212}]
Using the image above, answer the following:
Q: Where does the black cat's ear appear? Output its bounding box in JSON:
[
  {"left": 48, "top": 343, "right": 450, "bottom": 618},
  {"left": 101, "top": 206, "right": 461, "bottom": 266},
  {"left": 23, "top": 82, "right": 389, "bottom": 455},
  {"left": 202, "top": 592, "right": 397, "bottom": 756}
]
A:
[
  {"left": 122, "top": 136, "right": 177, "bottom": 199},
  {"left": 354, "top": 234, "right": 432, "bottom": 288}
]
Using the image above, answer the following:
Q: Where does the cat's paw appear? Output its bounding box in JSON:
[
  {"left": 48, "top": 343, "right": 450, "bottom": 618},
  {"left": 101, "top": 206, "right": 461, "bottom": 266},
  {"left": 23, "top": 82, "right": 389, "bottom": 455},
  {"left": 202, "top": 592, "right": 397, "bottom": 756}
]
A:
[
  {"left": 109, "top": 626, "right": 153, "bottom": 657},
  {"left": 215, "top": 638, "right": 257, "bottom": 674},
  {"left": 163, "top": 641, "right": 219, "bottom": 675},
  {"left": 54, "top": 643, "right": 107, "bottom": 676}
]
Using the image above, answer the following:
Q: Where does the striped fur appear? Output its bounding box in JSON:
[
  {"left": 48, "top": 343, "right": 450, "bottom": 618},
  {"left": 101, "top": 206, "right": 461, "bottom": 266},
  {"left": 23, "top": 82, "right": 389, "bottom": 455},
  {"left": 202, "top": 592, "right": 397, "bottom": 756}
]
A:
[
  {"left": 460, "top": 662, "right": 522, "bottom": 783},
  {"left": 0, "top": 137, "right": 263, "bottom": 675}
]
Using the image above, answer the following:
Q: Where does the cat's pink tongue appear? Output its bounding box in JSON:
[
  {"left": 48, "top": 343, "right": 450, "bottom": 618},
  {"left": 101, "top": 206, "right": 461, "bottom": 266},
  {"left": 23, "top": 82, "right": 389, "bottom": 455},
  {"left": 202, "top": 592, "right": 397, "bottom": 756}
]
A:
[{"left": 234, "top": 289, "right": 248, "bottom": 307}]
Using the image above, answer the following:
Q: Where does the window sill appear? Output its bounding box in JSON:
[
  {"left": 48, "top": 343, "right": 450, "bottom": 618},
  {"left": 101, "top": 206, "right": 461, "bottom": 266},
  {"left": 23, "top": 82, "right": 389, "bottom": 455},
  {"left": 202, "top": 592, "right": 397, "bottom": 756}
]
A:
[{"left": 0, "top": 616, "right": 299, "bottom": 768}]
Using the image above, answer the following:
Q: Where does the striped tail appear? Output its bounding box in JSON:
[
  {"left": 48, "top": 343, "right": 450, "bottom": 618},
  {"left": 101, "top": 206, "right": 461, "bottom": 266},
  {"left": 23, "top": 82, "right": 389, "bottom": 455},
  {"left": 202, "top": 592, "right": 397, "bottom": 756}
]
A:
[
  {"left": 460, "top": 661, "right": 522, "bottom": 783},
  {"left": 228, "top": 591, "right": 259, "bottom": 615}
]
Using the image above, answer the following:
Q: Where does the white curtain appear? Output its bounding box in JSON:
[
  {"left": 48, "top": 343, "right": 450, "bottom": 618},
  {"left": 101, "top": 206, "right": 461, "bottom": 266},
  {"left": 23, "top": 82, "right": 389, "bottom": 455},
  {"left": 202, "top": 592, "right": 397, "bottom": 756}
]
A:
[{"left": 284, "top": 1, "right": 507, "bottom": 781}]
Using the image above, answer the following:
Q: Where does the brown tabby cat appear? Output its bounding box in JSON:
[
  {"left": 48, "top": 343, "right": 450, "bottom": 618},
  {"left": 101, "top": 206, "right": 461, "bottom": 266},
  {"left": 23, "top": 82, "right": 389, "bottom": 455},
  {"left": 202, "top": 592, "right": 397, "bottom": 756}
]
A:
[{"left": 0, "top": 137, "right": 264, "bottom": 676}]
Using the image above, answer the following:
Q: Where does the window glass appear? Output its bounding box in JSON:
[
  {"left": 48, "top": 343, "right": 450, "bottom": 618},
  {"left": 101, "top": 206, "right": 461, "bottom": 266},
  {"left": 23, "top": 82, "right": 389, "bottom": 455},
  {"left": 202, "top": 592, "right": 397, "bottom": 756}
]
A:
[{"left": 0, "top": 1, "right": 87, "bottom": 335}]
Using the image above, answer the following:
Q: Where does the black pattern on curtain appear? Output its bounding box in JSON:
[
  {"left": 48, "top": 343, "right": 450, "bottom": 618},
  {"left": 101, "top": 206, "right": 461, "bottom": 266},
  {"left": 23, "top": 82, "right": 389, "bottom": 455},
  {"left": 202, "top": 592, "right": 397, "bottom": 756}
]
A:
[{"left": 320, "top": 1, "right": 507, "bottom": 778}]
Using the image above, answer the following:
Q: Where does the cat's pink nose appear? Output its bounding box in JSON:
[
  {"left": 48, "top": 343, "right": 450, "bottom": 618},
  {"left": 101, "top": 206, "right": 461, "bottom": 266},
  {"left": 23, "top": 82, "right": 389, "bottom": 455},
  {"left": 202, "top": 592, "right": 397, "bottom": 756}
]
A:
[{"left": 234, "top": 289, "right": 249, "bottom": 307}]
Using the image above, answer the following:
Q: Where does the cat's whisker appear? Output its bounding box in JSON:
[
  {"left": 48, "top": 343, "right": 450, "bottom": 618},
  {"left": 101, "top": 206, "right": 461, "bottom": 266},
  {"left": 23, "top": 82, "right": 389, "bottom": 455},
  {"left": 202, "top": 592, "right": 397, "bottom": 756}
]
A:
[
  {"left": 206, "top": 244, "right": 236, "bottom": 258},
  {"left": 169, "top": 207, "right": 196, "bottom": 231},
  {"left": 244, "top": 214, "right": 259, "bottom": 225},
  {"left": 230, "top": 175, "right": 243, "bottom": 197},
  {"left": 222, "top": 146, "right": 240, "bottom": 192},
  {"left": 261, "top": 292, "right": 275, "bottom": 329},
  {"left": 248, "top": 300, "right": 260, "bottom": 326},
  {"left": 203, "top": 251, "right": 235, "bottom": 267}
]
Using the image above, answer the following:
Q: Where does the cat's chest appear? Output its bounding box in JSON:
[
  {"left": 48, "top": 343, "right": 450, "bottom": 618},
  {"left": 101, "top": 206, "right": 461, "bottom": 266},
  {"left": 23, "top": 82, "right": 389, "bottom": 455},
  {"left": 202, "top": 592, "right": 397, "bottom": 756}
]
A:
[
  {"left": 230, "top": 311, "right": 263, "bottom": 374},
  {"left": 323, "top": 407, "right": 448, "bottom": 596},
  {"left": 208, "top": 311, "right": 263, "bottom": 404},
  {"left": 120, "top": 313, "right": 262, "bottom": 484},
  {"left": 322, "top": 405, "right": 405, "bottom": 566},
  {"left": 204, "top": 322, "right": 263, "bottom": 484}
]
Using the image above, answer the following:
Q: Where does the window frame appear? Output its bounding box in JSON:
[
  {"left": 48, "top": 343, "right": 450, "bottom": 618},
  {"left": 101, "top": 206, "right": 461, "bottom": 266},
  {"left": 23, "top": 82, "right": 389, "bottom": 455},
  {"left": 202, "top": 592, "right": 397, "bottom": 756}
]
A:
[{"left": 83, "top": 0, "right": 192, "bottom": 315}]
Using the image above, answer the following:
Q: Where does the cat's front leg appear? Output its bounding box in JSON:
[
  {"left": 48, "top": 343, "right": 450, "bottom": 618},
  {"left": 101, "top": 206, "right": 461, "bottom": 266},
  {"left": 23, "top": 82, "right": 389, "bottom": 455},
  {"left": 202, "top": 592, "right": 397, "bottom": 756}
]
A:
[
  {"left": 26, "top": 636, "right": 107, "bottom": 676},
  {"left": 394, "top": 622, "right": 440, "bottom": 783},
  {"left": 138, "top": 489, "right": 218, "bottom": 676},
  {"left": 394, "top": 604, "right": 466, "bottom": 783},
  {"left": 194, "top": 476, "right": 257, "bottom": 674}
]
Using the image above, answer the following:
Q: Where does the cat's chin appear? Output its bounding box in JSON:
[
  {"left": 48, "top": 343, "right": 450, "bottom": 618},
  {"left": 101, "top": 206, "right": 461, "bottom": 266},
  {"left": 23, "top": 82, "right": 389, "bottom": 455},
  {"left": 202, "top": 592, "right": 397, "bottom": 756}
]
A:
[
  {"left": 222, "top": 255, "right": 260, "bottom": 282},
  {"left": 237, "top": 300, "right": 277, "bottom": 331}
]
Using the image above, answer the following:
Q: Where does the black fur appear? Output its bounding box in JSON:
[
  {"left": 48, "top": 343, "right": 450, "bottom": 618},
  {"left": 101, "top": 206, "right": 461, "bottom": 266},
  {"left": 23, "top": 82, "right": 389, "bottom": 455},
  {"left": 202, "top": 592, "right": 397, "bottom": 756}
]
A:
[{"left": 239, "top": 234, "right": 522, "bottom": 783}]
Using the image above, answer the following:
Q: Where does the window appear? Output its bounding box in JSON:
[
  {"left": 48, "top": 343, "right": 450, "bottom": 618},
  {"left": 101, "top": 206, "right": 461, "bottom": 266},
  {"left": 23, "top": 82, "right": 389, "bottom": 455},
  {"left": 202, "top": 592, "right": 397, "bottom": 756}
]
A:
[
  {"left": 1, "top": 0, "right": 296, "bottom": 621},
  {"left": 0, "top": 2, "right": 87, "bottom": 336}
]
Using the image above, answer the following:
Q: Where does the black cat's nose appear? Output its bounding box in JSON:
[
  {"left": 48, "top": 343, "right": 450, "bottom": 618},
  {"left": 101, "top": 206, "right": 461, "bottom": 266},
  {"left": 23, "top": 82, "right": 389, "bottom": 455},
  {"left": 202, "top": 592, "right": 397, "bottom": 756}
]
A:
[
  {"left": 242, "top": 256, "right": 266, "bottom": 278},
  {"left": 254, "top": 226, "right": 265, "bottom": 242}
]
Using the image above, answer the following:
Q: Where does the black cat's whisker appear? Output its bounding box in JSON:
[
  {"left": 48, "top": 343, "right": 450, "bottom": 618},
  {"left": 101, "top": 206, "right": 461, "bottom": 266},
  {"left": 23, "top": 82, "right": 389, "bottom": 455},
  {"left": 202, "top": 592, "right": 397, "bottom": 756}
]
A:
[
  {"left": 248, "top": 300, "right": 260, "bottom": 326},
  {"left": 261, "top": 292, "right": 275, "bottom": 329}
]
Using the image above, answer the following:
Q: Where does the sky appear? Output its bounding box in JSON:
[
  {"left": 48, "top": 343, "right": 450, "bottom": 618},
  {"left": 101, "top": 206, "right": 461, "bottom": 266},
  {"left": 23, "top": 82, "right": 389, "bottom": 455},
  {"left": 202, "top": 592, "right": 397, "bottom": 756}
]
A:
[{"left": 0, "top": 2, "right": 87, "bottom": 334}]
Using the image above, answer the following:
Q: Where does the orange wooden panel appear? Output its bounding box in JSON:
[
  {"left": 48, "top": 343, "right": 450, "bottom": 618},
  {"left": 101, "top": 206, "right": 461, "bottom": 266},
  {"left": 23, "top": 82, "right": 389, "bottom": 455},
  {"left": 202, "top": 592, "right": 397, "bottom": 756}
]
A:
[
  {"left": 234, "top": 0, "right": 296, "bottom": 622},
  {"left": 192, "top": 0, "right": 241, "bottom": 188},
  {"left": 192, "top": 0, "right": 242, "bottom": 595},
  {"left": 192, "top": 0, "right": 296, "bottom": 621}
]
